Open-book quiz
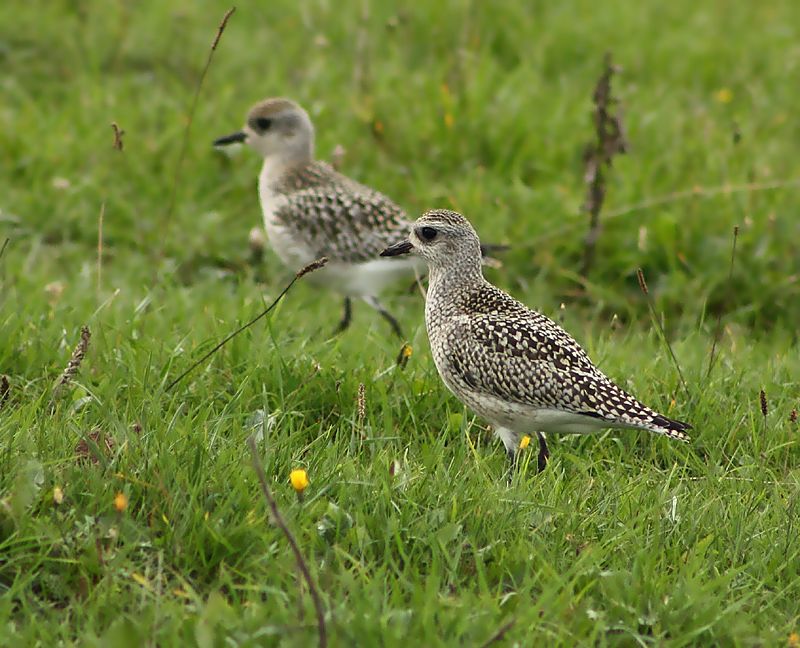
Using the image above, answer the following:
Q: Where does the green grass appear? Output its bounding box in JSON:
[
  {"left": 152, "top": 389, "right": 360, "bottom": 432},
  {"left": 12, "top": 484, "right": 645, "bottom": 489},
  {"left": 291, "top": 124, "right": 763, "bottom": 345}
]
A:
[{"left": 2, "top": 0, "right": 799, "bottom": 645}]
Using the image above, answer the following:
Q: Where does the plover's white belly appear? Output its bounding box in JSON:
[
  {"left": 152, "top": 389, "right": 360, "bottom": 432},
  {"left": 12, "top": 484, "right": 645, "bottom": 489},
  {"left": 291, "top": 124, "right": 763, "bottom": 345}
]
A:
[{"left": 450, "top": 380, "right": 611, "bottom": 435}]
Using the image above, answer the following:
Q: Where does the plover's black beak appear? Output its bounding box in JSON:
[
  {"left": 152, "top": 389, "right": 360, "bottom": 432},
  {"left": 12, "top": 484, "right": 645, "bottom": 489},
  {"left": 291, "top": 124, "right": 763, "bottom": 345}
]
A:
[
  {"left": 380, "top": 239, "right": 413, "bottom": 257},
  {"left": 213, "top": 131, "right": 247, "bottom": 147}
]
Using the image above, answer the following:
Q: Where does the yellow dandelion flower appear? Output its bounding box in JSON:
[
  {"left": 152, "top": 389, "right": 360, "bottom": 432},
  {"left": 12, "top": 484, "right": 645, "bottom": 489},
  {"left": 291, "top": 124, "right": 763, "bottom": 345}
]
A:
[
  {"left": 290, "top": 469, "right": 309, "bottom": 494},
  {"left": 714, "top": 88, "right": 733, "bottom": 104},
  {"left": 402, "top": 344, "right": 413, "bottom": 358},
  {"left": 519, "top": 435, "right": 531, "bottom": 450},
  {"left": 444, "top": 113, "right": 454, "bottom": 129},
  {"left": 113, "top": 492, "right": 128, "bottom": 513},
  {"left": 53, "top": 486, "right": 64, "bottom": 505},
  {"left": 789, "top": 632, "right": 799, "bottom": 648}
]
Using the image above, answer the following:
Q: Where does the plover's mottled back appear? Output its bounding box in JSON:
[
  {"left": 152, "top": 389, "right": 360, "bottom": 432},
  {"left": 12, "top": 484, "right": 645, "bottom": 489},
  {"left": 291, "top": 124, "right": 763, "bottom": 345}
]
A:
[
  {"left": 213, "top": 97, "right": 427, "bottom": 338},
  {"left": 381, "top": 209, "right": 691, "bottom": 471}
]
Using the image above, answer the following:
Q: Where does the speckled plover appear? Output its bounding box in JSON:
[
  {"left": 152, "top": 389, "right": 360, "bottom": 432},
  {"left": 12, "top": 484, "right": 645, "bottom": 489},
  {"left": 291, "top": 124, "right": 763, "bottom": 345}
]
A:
[{"left": 381, "top": 209, "right": 691, "bottom": 470}]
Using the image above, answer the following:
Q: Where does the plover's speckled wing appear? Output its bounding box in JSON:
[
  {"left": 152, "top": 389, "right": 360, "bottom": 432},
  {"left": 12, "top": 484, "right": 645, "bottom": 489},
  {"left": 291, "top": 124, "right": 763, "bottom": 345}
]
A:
[
  {"left": 274, "top": 162, "right": 410, "bottom": 263},
  {"left": 443, "top": 284, "right": 691, "bottom": 441}
]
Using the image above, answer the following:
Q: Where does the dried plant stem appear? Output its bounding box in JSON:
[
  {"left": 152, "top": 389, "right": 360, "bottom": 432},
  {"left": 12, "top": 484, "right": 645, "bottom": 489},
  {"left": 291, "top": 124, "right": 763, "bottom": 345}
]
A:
[
  {"left": 53, "top": 326, "right": 91, "bottom": 398},
  {"left": 705, "top": 225, "right": 739, "bottom": 378},
  {"left": 356, "top": 383, "right": 366, "bottom": 430},
  {"left": 479, "top": 618, "right": 516, "bottom": 648},
  {"left": 636, "top": 269, "right": 689, "bottom": 399},
  {"left": 0, "top": 375, "right": 9, "bottom": 410},
  {"left": 580, "top": 52, "right": 628, "bottom": 277},
  {"left": 246, "top": 436, "right": 327, "bottom": 648},
  {"left": 165, "top": 257, "right": 327, "bottom": 391},
  {"left": 111, "top": 122, "right": 125, "bottom": 151},
  {"left": 97, "top": 202, "right": 105, "bottom": 298},
  {"left": 0, "top": 237, "right": 8, "bottom": 290},
  {"left": 163, "top": 7, "right": 236, "bottom": 235}
]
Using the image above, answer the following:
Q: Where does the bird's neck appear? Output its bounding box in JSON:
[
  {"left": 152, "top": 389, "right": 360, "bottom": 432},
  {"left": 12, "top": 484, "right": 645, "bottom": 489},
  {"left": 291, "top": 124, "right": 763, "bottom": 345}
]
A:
[
  {"left": 426, "top": 263, "right": 484, "bottom": 315},
  {"left": 258, "top": 136, "right": 315, "bottom": 191},
  {"left": 259, "top": 151, "right": 313, "bottom": 193}
]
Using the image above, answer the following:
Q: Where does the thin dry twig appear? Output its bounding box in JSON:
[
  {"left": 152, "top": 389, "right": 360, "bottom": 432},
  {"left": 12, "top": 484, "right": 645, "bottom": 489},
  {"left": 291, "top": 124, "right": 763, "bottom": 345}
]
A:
[
  {"left": 636, "top": 269, "right": 689, "bottom": 399},
  {"left": 247, "top": 436, "right": 327, "bottom": 648},
  {"left": 604, "top": 178, "right": 800, "bottom": 222},
  {"left": 97, "top": 202, "right": 105, "bottom": 298},
  {"left": 165, "top": 257, "right": 327, "bottom": 391},
  {"left": 0, "top": 375, "right": 9, "bottom": 410},
  {"left": 53, "top": 326, "right": 91, "bottom": 398},
  {"left": 580, "top": 52, "right": 628, "bottom": 277},
  {"left": 525, "top": 178, "right": 800, "bottom": 249},
  {"left": 163, "top": 7, "right": 236, "bottom": 232},
  {"left": 706, "top": 225, "right": 739, "bottom": 378},
  {"left": 110, "top": 122, "right": 125, "bottom": 151},
  {"left": 0, "top": 237, "right": 8, "bottom": 291},
  {"left": 479, "top": 618, "right": 516, "bottom": 648}
]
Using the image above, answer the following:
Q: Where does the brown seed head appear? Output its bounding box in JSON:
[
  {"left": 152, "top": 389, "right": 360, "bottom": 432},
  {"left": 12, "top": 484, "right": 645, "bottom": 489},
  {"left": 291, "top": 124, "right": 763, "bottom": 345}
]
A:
[
  {"left": 296, "top": 257, "right": 328, "bottom": 279},
  {"left": 636, "top": 268, "right": 649, "bottom": 295},
  {"left": 357, "top": 383, "right": 366, "bottom": 426}
]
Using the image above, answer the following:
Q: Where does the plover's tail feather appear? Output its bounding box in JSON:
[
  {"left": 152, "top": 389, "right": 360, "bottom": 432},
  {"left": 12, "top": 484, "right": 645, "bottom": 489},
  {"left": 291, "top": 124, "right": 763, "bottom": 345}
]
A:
[{"left": 646, "top": 413, "right": 692, "bottom": 442}]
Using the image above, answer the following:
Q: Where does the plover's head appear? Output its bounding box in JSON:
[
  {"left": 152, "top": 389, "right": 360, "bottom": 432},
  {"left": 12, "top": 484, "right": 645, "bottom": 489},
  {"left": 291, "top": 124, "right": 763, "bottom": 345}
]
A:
[
  {"left": 213, "top": 97, "right": 314, "bottom": 161},
  {"left": 381, "top": 209, "right": 482, "bottom": 270}
]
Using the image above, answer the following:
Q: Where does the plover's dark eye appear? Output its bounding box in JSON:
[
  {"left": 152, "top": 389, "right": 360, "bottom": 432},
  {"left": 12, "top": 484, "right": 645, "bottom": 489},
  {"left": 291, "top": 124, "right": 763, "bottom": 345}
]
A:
[
  {"left": 254, "top": 117, "right": 273, "bottom": 131},
  {"left": 419, "top": 226, "right": 438, "bottom": 242}
]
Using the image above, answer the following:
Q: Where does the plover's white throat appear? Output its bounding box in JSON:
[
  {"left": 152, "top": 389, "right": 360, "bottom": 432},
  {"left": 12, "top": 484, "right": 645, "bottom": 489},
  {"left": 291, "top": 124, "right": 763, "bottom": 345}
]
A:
[
  {"left": 213, "top": 97, "right": 427, "bottom": 338},
  {"left": 381, "top": 209, "right": 691, "bottom": 471}
]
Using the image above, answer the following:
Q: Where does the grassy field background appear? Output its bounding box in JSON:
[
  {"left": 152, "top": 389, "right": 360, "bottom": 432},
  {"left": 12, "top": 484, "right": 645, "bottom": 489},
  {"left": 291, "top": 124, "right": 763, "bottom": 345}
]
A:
[{"left": 1, "top": 0, "right": 799, "bottom": 645}]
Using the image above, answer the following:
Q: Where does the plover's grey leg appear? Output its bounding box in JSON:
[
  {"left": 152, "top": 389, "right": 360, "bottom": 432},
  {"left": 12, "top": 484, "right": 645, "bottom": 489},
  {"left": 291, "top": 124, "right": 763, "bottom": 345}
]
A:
[
  {"left": 364, "top": 296, "right": 403, "bottom": 339},
  {"left": 334, "top": 297, "right": 353, "bottom": 334},
  {"left": 536, "top": 432, "right": 549, "bottom": 472}
]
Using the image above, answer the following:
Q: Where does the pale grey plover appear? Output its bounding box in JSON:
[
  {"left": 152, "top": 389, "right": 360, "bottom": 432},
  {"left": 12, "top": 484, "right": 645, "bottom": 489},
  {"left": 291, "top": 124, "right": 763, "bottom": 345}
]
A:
[
  {"left": 381, "top": 209, "right": 691, "bottom": 471},
  {"left": 213, "top": 97, "right": 425, "bottom": 338}
]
